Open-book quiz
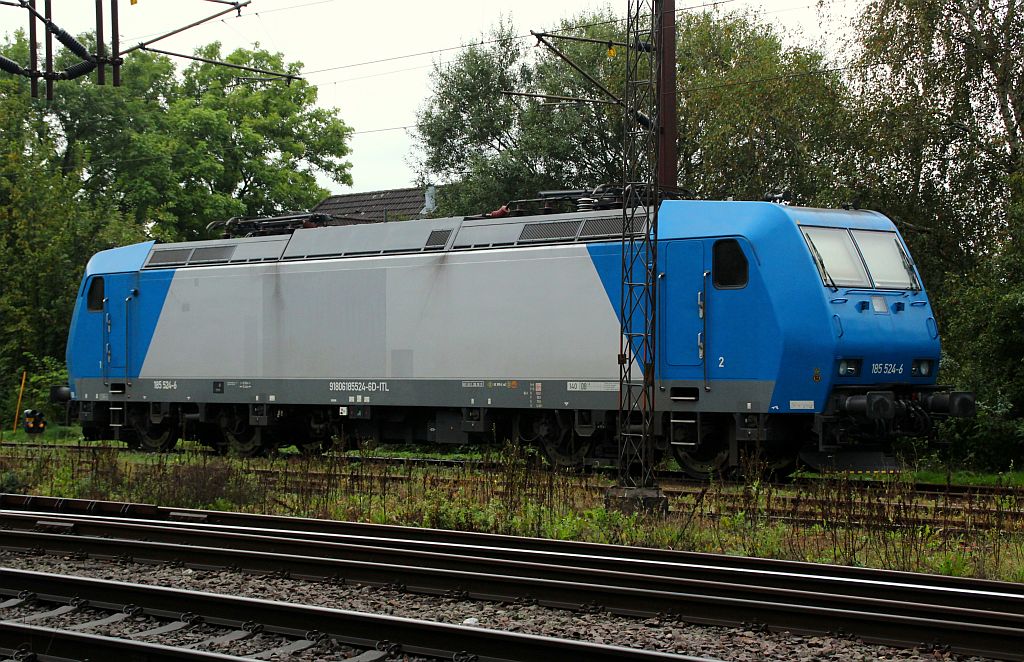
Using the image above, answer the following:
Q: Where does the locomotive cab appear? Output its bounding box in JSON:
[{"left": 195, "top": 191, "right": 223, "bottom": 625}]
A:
[
  {"left": 656, "top": 200, "right": 974, "bottom": 475},
  {"left": 795, "top": 219, "right": 974, "bottom": 467}
]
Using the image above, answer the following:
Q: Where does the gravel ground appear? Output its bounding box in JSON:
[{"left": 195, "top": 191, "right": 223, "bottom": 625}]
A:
[{"left": 0, "top": 549, "right": 993, "bottom": 661}]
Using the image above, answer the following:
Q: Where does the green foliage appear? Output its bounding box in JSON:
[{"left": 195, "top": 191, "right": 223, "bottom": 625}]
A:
[
  {"left": 857, "top": 0, "right": 1024, "bottom": 469},
  {"left": 41, "top": 39, "right": 353, "bottom": 239},
  {"left": 416, "top": 19, "right": 599, "bottom": 215},
  {"left": 0, "top": 470, "right": 25, "bottom": 492},
  {"left": 415, "top": 10, "right": 858, "bottom": 215},
  {"left": 849, "top": 0, "right": 1022, "bottom": 284},
  {"left": 676, "top": 12, "right": 856, "bottom": 204},
  {"left": 0, "top": 58, "right": 141, "bottom": 426},
  {"left": 0, "top": 30, "right": 353, "bottom": 421}
]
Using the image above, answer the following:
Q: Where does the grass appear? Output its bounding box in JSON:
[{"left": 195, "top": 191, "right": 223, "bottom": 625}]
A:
[
  {"left": 1, "top": 440, "right": 1023, "bottom": 583},
  {"left": 0, "top": 425, "right": 83, "bottom": 444},
  {"left": 912, "top": 468, "right": 1024, "bottom": 487}
]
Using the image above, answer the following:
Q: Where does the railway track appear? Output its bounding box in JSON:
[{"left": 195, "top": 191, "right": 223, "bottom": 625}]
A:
[
  {"left": 238, "top": 468, "right": 1024, "bottom": 532},
  {"left": 4, "top": 444, "right": 1023, "bottom": 531},
  {"left": 0, "top": 494, "right": 1022, "bottom": 659},
  {"left": 0, "top": 568, "right": 692, "bottom": 662},
  {"left": 3, "top": 440, "right": 1021, "bottom": 498}
]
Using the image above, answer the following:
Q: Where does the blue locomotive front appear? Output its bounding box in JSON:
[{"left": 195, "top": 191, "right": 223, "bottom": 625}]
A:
[{"left": 643, "top": 201, "right": 975, "bottom": 475}]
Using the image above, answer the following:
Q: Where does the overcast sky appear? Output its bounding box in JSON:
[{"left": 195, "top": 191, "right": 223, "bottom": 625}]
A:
[{"left": 2, "top": 0, "right": 861, "bottom": 194}]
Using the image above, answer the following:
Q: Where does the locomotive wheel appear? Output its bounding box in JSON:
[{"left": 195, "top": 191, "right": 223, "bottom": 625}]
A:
[
  {"left": 200, "top": 428, "right": 229, "bottom": 455},
  {"left": 518, "top": 412, "right": 590, "bottom": 469},
  {"left": 220, "top": 412, "right": 265, "bottom": 457},
  {"left": 224, "top": 424, "right": 264, "bottom": 457},
  {"left": 672, "top": 423, "right": 730, "bottom": 480},
  {"left": 129, "top": 413, "right": 178, "bottom": 453},
  {"left": 137, "top": 422, "right": 179, "bottom": 453},
  {"left": 750, "top": 416, "right": 805, "bottom": 479},
  {"left": 296, "top": 410, "right": 332, "bottom": 456}
]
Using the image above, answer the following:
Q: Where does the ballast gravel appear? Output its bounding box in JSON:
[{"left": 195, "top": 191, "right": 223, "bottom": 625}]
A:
[{"left": 0, "top": 549, "right": 992, "bottom": 661}]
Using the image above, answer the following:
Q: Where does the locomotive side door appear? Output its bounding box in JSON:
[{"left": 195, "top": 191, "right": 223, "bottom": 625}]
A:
[
  {"left": 661, "top": 240, "right": 705, "bottom": 368},
  {"left": 703, "top": 237, "right": 754, "bottom": 385},
  {"left": 102, "top": 272, "right": 138, "bottom": 387}
]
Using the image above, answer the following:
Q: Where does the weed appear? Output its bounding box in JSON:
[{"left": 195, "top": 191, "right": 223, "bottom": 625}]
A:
[{"left": 1, "top": 444, "right": 1022, "bottom": 582}]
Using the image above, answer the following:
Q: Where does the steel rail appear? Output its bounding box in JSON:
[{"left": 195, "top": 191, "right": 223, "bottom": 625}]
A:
[
  {"left": 0, "top": 621, "right": 246, "bottom": 661},
  {"left": 4, "top": 493, "right": 1020, "bottom": 596},
  {"left": 2, "top": 510, "right": 1022, "bottom": 616},
  {"left": 0, "top": 568, "right": 695, "bottom": 662},
  {"left": 2, "top": 518, "right": 1024, "bottom": 643},
  {"left": 1, "top": 512, "right": 1023, "bottom": 658}
]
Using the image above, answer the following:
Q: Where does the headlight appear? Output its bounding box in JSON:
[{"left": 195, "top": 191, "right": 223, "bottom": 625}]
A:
[
  {"left": 838, "top": 359, "right": 861, "bottom": 376},
  {"left": 913, "top": 359, "right": 933, "bottom": 376}
]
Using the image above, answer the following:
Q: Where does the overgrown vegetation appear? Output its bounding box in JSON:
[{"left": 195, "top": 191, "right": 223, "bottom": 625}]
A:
[
  {"left": 0, "top": 36, "right": 352, "bottom": 430},
  {"left": 1, "top": 442, "right": 1021, "bottom": 581}
]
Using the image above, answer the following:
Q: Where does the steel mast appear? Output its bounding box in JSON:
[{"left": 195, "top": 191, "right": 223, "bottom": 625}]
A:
[{"left": 612, "top": 0, "right": 676, "bottom": 511}]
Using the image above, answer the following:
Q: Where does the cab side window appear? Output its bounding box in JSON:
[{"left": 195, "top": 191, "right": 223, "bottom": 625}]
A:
[
  {"left": 86, "top": 277, "right": 105, "bottom": 311},
  {"left": 713, "top": 239, "right": 748, "bottom": 289}
]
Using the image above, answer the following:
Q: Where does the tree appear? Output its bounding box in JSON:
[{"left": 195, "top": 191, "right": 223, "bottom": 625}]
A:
[
  {"left": 849, "top": 0, "right": 1022, "bottom": 279},
  {"left": 0, "top": 56, "right": 142, "bottom": 423},
  {"left": 413, "top": 20, "right": 587, "bottom": 216},
  {"left": 413, "top": 10, "right": 858, "bottom": 215},
  {"left": 675, "top": 11, "right": 857, "bottom": 204},
  {"left": 0, "top": 31, "right": 355, "bottom": 420},
  {"left": 42, "top": 40, "right": 354, "bottom": 239},
  {"left": 849, "top": 0, "right": 1024, "bottom": 465}
]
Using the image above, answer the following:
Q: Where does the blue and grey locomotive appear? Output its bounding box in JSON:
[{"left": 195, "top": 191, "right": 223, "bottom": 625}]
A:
[{"left": 64, "top": 199, "right": 974, "bottom": 475}]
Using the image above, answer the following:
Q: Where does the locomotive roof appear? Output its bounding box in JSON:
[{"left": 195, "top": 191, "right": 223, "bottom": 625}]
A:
[{"left": 84, "top": 201, "right": 894, "bottom": 276}]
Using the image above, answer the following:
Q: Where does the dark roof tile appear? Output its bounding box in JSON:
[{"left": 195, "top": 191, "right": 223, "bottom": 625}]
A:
[{"left": 314, "top": 187, "right": 429, "bottom": 222}]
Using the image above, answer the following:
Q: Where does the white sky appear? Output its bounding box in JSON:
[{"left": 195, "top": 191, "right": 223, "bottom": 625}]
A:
[{"left": 1, "top": 0, "right": 861, "bottom": 194}]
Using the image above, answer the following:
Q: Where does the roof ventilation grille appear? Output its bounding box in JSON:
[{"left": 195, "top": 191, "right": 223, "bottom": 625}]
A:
[
  {"left": 517, "top": 220, "right": 582, "bottom": 243},
  {"left": 424, "top": 229, "right": 452, "bottom": 250},
  {"left": 579, "top": 215, "right": 647, "bottom": 238},
  {"left": 188, "top": 245, "right": 236, "bottom": 264},
  {"left": 146, "top": 248, "right": 193, "bottom": 267}
]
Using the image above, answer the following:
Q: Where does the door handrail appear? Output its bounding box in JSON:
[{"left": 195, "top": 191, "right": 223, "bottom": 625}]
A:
[
  {"left": 124, "top": 291, "right": 135, "bottom": 387},
  {"left": 102, "top": 297, "right": 110, "bottom": 386},
  {"left": 701, "top": 269, "right": 710, "bottom": 392}
]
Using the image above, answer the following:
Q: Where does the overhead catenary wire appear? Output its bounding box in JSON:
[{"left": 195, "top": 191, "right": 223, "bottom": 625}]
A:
[
  {"left": 308, "top": 0, "right": 853, "bottom": 89},
  {"left": 13, "top": 0, "right": 851, "bottom": 93},
  {"left": 300, "top": 0, "right": 743, "bottom": 76},
  {"left": 79, "top": 124, "right": 412, "bottom": 172},
  {"left": 119, "top": 0, "right": 338, "bottom": 42}
]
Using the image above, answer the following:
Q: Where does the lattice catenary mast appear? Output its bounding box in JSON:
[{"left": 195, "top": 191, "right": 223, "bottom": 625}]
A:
[{"left": 616, "top": 0, "right": 676, "bottom": 498}]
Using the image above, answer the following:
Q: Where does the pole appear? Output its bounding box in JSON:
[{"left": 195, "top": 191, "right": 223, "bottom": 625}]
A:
[
  {"left": 95, "top": 0, "right": 105, "bottom": 85},
  {"left": 657, "top": 0, "right": 677, "bottom": 189},
  {"left": 110, "top": 0, "right": 120, "bottom": 86},
  {"left": 12, "top": 371, "right": 27, "bottom": 433},
  {"left": 44, "top": 0, "right": 52, "bottom": 101},
  {"left": 28, "top": 0, "right": 38, "bottom": 98}
]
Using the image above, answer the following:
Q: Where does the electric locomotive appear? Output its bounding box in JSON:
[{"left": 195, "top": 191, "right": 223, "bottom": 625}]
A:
[{"left": 62, "top": 198, "right": 974, "bottom": 475}]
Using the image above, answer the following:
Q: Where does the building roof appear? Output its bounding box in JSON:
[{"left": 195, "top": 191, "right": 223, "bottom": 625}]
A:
[{"left": 312, "top": 186, "right": 436, "bottom": 224}]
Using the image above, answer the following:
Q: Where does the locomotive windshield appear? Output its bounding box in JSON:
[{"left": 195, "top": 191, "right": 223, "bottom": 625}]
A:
[
  {"left": 802, "top": 226, "right": 919, "bottom": 291},
  {"left": 802, "top": 227, "right": 870, "bottom": 288},
  {"left": 851, "top": 230, "right": 920, "bottom": 290}
]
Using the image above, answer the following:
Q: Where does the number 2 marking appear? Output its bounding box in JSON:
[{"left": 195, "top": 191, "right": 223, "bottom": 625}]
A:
[{"left": 718, "top": 356, "right": 725, "bottom": 368}]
